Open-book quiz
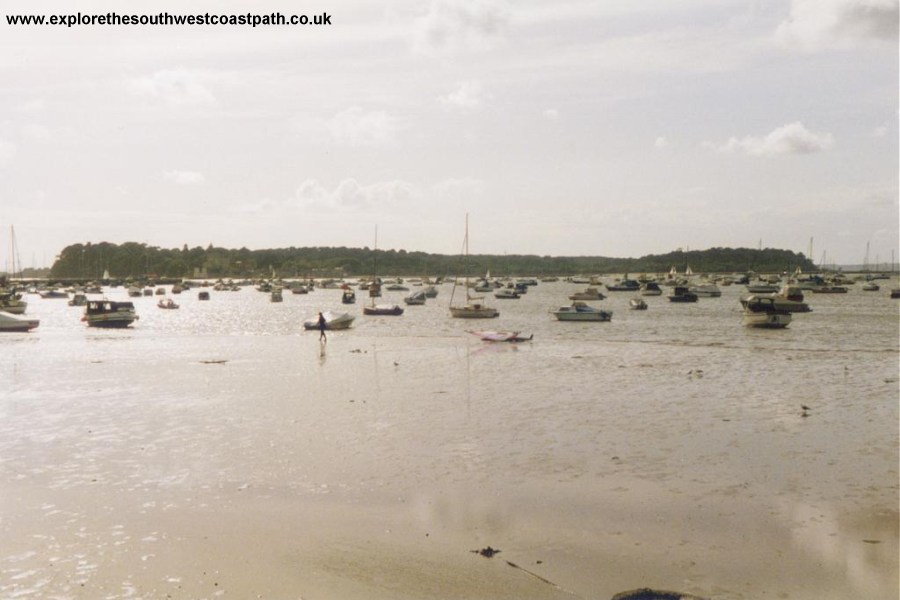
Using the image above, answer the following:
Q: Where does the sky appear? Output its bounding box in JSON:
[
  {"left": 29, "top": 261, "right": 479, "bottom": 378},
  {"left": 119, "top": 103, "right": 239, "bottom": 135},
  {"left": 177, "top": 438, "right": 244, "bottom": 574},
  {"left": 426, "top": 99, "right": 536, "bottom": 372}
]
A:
[{"left": 0, "top": 0, "right": 897, "bottom": 269}]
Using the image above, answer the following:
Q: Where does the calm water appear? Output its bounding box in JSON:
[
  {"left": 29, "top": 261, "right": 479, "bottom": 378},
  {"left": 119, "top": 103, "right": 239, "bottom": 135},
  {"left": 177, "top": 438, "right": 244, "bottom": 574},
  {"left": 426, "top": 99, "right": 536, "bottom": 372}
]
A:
[{"left": 2, "top": 279, "right": 898, "bottom": 599}]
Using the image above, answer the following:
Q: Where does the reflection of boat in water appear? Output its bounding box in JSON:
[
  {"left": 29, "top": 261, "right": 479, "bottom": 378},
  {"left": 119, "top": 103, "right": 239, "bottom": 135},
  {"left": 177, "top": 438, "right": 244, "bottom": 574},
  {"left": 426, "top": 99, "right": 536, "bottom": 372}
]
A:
[
  {"left": 552, "top": 301, "right": 612, "bottom": 322},
  {"left": 82, "top": 300, "right": 139, "bottom": 328},
  {"left": 0, "top": 310, "right": 39, "bottom": 332},
  {"left": 303, "top": 311, "right": 354, "bottom": 330},
  {"left": 270, "top": 288, "right": 283, "bottom": 302},
  {"left": 742, "top": 296, "right": 792, "bottom": 328},
  {"left": 469, "top": 330, "right": 533, "bottom": 342}
]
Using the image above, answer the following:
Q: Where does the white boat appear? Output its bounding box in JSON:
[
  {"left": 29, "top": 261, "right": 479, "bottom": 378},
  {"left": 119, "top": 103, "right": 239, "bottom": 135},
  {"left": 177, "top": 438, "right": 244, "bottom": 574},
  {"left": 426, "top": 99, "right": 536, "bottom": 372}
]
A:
[
  {"left": 403, "top": 290, "right": 426, "bottom": 305},
  {"left": 0, "top": 291, "right": 27, "bottom": 314},
  {"left": 157, "top": 298, "right": 179, "bottom": 309},
  {"left": 742, "top": 296, "right": 792, "bottom": 328},
  {"left": 303, "top": 311, "right": 354, "bottom": 330},
  {"left": 552, "top": 301, "right": 612, "bottom": 322},
  {"left": 494, "top": 288, "right": 520, "bottom": 299},
  {"left": 740, "top": 284, "right": 811, "bottom": 313},
  {"left": 690, "top": 284, "right": 722, "bottom": 297},
  {"left": 861, "top": 281, "right": 879, "bottom": 291},
  {"left": 0, "top": 310, "right": 39, "bottom": 332},
  {"left": 82, "top": 300, "right": 139, "bottom": 328},
  {"left": 629, "top": 297, "right": 648, "bottom": 310},
  {"left": 423, "top": 285, "right": 438, "bottom": 298},
  {"left": 68, "top": 292, "right": 88, "bottom": 306},
  {"left": 450, "top": 215, "right": 499, "bottom": 319}
]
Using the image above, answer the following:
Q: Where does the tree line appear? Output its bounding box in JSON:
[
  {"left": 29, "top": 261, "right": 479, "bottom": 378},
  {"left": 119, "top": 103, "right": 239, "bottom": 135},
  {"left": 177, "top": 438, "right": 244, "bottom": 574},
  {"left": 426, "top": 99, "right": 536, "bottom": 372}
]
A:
[{"left": 48, "top": 241, "right": 816, "bottom": 280}]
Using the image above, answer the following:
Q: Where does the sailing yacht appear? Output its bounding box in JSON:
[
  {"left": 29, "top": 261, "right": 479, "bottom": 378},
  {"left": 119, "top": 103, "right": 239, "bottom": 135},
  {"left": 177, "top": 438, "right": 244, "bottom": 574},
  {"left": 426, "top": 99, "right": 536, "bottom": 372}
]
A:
[
  {"left": 362, "top": 226, "right": 404, "bottom": 316},
  {"left": 450, "top": 215, "right": 499, "bottom": 319}
]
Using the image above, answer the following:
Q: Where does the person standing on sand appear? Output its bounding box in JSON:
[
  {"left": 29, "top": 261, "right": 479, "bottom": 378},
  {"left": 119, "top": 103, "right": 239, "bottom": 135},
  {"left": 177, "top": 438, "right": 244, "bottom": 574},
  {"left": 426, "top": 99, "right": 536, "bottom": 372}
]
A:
[{"left": 317, "top": 312, "right": 327, "bottom": 342}]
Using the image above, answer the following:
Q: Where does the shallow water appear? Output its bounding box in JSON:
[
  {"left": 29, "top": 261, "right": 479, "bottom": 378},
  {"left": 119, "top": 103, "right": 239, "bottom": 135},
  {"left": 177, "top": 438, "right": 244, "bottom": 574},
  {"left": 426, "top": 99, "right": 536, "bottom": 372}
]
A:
[{"left": 2, "top": 280, "right": 898, "bottom": 599}]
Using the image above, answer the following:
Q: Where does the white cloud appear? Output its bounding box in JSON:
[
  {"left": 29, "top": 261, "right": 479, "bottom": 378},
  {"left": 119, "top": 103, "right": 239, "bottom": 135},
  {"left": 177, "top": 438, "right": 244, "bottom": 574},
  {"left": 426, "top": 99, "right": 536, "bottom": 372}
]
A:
[
  {"left": 413, "top": 0, "right": 509, "bottom": 56},
  {"left": 294, "top": 178, "right": 416, "bottom": 211},
  {"left": 129, "top": 68, "right": 217, "bottom": 107},
  {"left": 438, "top": 81, "right": 486, "bottom": 110},
  {"left": 328, "top": 107, "right": 400, "bottom": 147},
  {"left": 775, "top": 0, "right": 899, "bottom": 51},
  {"left": 543, "top": 109, "right": 560, "bottom": 120},
  {"left": 163, "top": 170, "right": 205, "bottom": 185},
  {"left": 0, "top": 139, "right": 16, "bottom": 168},
  {"left": 654, "top": 136, "right": 670, "bottom": 149},
  {"left": 704, "top": 122, "right": 835, "bottom": 156},
  {"left": 22, "top": 124, "right": 52, "bottom": 142},
  {"left": 871, "top": 123, "right": 889, "bottom": 137}
]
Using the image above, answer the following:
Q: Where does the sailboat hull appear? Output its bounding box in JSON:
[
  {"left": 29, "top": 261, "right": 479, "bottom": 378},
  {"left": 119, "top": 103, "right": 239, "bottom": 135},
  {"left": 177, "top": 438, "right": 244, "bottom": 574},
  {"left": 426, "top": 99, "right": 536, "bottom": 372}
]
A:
[{"left": 450, "top": 305, "right": 498, "bottom": 318}]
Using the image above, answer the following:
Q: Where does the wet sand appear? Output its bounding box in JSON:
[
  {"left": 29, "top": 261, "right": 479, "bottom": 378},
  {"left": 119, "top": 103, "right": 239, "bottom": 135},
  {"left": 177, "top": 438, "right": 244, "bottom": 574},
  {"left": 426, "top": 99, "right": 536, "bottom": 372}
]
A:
[{"left": 1, "top": 284, "right": 898, "bottom": 599}]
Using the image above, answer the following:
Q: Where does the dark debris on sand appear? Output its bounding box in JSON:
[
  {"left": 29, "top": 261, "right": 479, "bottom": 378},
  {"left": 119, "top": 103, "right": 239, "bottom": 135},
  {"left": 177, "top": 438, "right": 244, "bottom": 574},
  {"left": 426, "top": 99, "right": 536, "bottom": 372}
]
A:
[{"left": 611, "top": 588, "right": 709, "bottom": 600}]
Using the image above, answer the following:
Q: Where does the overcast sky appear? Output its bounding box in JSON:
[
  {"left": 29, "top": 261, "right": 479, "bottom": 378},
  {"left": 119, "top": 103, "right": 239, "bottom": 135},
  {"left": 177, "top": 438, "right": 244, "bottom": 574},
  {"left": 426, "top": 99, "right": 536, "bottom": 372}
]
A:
[{"left": 1, "top": 0, "right": 897, "bottom": 268}]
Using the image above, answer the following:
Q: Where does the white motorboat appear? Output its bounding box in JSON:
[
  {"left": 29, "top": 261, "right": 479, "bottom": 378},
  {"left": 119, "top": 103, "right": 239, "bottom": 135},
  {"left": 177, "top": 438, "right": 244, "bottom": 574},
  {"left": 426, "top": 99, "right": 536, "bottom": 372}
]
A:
[
  {"left": 742, "top": 296, "right": 792, "bottom": 328},
  {"left": 303, "top": 311, "right": 355, "bottom": 330},
  {"left": 82, "top": 300, "right": 139, "bottom": 328},
  {"left": 494, "top": 288, "right": 520, "bottom": 299},
  {"left": 0, "top": 291, "right": 27, "bottom": 314},
  {"left": 740, "top": 284, "right": 811, "bottom": 313},
  {"left": 403, "top": 290, "right": 426, "bottom": 305},
  {"left": 690, "top": 284, "right": 722, "bottom": 297},
  {"left": 629, "top": 297, "right": 648, "bottom": 310},
  {"left": 0, "top": 310, "right": 39, "bottom": 332},
  {"left": 552, "top": 301, "right": 612, "bottom": 322}
]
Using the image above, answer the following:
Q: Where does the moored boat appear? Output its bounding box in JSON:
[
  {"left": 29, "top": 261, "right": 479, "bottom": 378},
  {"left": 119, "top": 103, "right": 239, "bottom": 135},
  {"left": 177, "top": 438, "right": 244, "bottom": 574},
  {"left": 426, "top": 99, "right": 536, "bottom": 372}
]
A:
[
  {"left": 450, "top": 215, "right": 499, "bottom": 319},
  {"left": 157, "top": 298, "right": 179, "bottom": 309},
  {"left": 742, "top": 296, "right": 792, "bottom": 328},
  {"left": 82, "top": 300, "right": 139, "bottom": 328},
  {"left": 690, "top": 284, "right": 722, "bottom": 297},
  {"left": 0, "top": 310, "right": 39, "bottom": 332},
  {"left": 363, "top": 303, "right": 405, "bottom": 316},
  {"left": 629, "top": 297, "right": 648, "bottom": 310},
  {"left": 403, "top": 290, "right": 426, "bottom": 305},
  {"left": 552, "top": 301, "right": 612, "bottom": 322},
  {"left": 568, "top": 287, "right": 606, "bottom": 301},
  {"left": 494, "top": 288, "right": 520, "bottom": 299},
  {"left": 640, "top": 282, "right": 662, "bottom": 296},
  {"left": 668, "top": 286, "right": 698, "bottom": 303}
]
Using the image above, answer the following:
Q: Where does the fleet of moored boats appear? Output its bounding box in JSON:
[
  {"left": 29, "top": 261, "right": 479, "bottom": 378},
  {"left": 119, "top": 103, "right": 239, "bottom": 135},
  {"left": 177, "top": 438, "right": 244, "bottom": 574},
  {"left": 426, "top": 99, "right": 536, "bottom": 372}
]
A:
[{"left": 2, "top": 269, "right": 898, "bottom": 336}]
